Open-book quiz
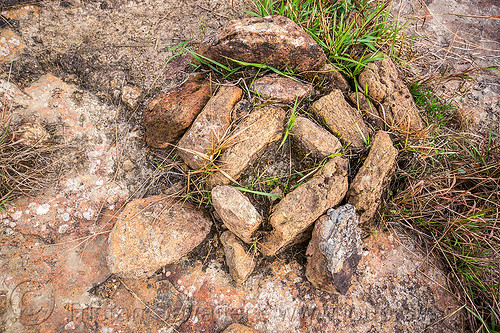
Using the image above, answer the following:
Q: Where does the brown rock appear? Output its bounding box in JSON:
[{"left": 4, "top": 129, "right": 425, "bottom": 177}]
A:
[
  {"left": 347, "top": 131, "right": 398, "bottom": 225},
  {"left": 220, "top": 231, "right": 256, "bottom": 285},
  {"left": 207, "top": 106, "right": 285, "bottom": 186},
  {"left": 308, "top": 64, "right": 350, "bottom": 93},
  {"left": 292, "top": 116, "right": 342, "bottom": 158},
  {"left": 144, "top": 74, "right": 211, "bottom": 148},
  {"left": 198, "top": 15, "right": 327, "bottom": 72},
  {"left": 223, "top": 323, "right": 259, "bottom": 333},
  {"left": 252, "top": 75, "right": 313, "bottom": 103},
  {"left": 306, "top": 204, "right": 362, "bottom": 295},
  {"left": 107, "top": 195, "right": 212, "bottom": 279},
  {"left": 310, "top": 89, "right": 372, "bottom": 148},
  {"left": 358, "top": 58, "right": 425, "bottom": 132},
  {"left": 177, "top": 85, "right": 243, "bottom": 170},
  {"left": 121, "top": 85, "right": 141, "bottom": 110},
  {"left": 260, "top": 157, "right": 348, "bottom": 256},
  {"left": 0, "top": 28, "right": 24, "bottom": 63},
  {"left": 211, "top": 186, "right": 263, "bottom": 244},
  {"left": 14, "top": 121, "right": 51, "bottom": 147}
]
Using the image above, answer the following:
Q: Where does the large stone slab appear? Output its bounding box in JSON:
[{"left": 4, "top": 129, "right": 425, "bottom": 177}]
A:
[
  {"left": 359, "top": 58, "right": 425, "bottom": 132},
  {"left": 107, "top": 195, "right": 212, "bottom": 279},
  {"left": 292, "top": 116, "right": 342, "bottom": 159},
  {"left": 177, "top": 85, "right": 243, "bottom": 170},
  {"left": 348, "top": 130, "right": 398, "bottom": 225},
  {"left": 207, "top": 106, "right": 286, "bottom": 186},
  {"left": 306, "top": 204, "right": 362, "bottom": 295},
  {"left": 260, "top": 157, "right": 349, "bottom": 256},
  {"left": 144, "top": 74, "right": 211, "bottom": 148},
  {"left": 212, "top": 186, "right": 263, "bottom": 244},
  {"left": 252, "top": 74, "right": 313, "bottom": 103},
  {"left": 310, "top": 89, "right": 372, "bottom": 148},
  {"left": 220, "top": 231, "right": 256, "bottom": 285},
  {"left": 198, "top": 15, "right": 327, "bottom": 72}
]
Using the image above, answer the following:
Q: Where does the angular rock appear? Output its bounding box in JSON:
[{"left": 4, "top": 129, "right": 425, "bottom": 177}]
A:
[
  {"left": 0, "top": 28, "right": 24, "bottom": 63},
  {"left": 260, "top": 157, "right": 349, "bottom": 256},
  {"left": 347, "top": 91, "right": 384, "bottom": 128},
  {"left": 306, "top": 204, "right": 362, "bottom": 295},
  {"left": 310, "top": 89, "right": 372, "bottom": 148},
  {"left": 177, "top": 85, "right": 243, "bottom": 170},
  {"left": 107, "top": 195, "right": 212, "bottom": 279},
  {"left": 223, "top": 323, "right": 259, "bottom": 333},
  {"left": 121, "top": 85, "right": 141, "bottom": 110},
  {"left": 198, "top": 15, "right": 327, "bottom": 72},
  {"left": 308, "top": 64, "right": 350, "bottom": 93},
  {"left": 144, "top": 74, "right": 211, "bottom": 148},
  {"left": 14, "top": 121, "right": 51, "bottom": 147},
  {"left": 358, "top": 58, "right": 425, "bottom": 132},
  {"left": 211, "top": 186, "right": 263, "bottom": 244},
  {"left": 347, "top": 131, "right": 398, "bottom": 225},
  {"left": 220, "top": 231, "right": 256, "bottom": 285},
  {"left": 207, "top": 106, "right": 285, "bottom": 186},
  {"left": 292, "top": 116, "right": 342, "bottom": 159},
  {"left": 252, "top": 75, "right": 313, "bottom": 103}
]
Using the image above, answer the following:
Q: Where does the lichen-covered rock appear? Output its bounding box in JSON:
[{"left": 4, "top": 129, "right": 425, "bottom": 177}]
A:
[
  {"left": 358, "top": 58, "right": 425, "bottom": 132},
  {"left": 292, "top": 116, "right": 342, "bottom": 158},
  {"left": 220, "top": 231, "right": 256, "bottom": 285},
  {"left": 212, "top": 186, "right": 263, "bottom": 244},
  {"left": 144, "top": 74, "right": 211, "bottom": 148},
  {"left": 198, "top": 15, "right": 327, "bottom": 72},
  {"left": 223, "top": 323, "right": 259, "bottom": 333},
  {"left": 177, "top": 85, "right": 243, "bottom": 170},
  {"left": 260, "top": 157, "right": 349, "bottom": 256},
  {"left": 310, "top": 89, "right": 372, "bottom": 148},
  {"left": 14, "top": 121, "right": 51, "bottom": 147},
  {"left": 207, "top": 106, "right": 285, "bottom": 186},
  {"left": 306, "top": 204, "right": 362, "bottom": 295},
  {"left": 107, "top": 195, "right": 212, "bottom": 279},
  {"left": 348, "top": 131, "right": 398, "bottom": 225},
  {"left": 252, "top": 75, "right": 313, "bottom": 103},
  {"left": 0, "top": 28, "right": 24, "bottom": 63}
]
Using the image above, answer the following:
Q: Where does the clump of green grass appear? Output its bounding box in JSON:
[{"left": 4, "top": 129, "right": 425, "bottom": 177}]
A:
[
  {"left": 386, "top": 131, "right": 500, "bottom": 332},
  {"left": 249, "top": 0, "right": 408, "bottom": 77}
]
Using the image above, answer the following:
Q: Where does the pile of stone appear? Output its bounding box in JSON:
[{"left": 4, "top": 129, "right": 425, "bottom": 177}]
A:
[{"left": 107, "top": 15, "right": 420, "bottom": 295}]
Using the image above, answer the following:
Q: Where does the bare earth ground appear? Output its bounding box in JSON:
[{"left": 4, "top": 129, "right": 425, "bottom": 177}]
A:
[{"left": 0, "top": 0, "right": 498, "bottom": 332}]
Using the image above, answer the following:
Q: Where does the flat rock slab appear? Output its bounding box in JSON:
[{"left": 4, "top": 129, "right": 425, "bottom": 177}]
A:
[
  {"left": 220, "top": 231, "right": 256, "bottom": 285},
  {"left": 348, "top": 131, "right": 398, "bottom": 225},
  {"left": 306, "top": 204, "right": 362, "bottom": 295},
  {"left": 292, "top": 116, "right": 342, "bottom": 159},
  {"left": 207, "top": 106, "right": 286, "bottom": 186},
  {"left": 198, "top": 15, "right": 327, "bottom": 72},
  {"left": 359, "top": 58, "right": 425, "bottom": 132},
  {"left": 310, "top": 89, "right": 372, "bottom": 148},
  {"left": 107, "top": 195, "right": 212, "bottom": 279},
  {"left": 212, "top": 186, "right": 263, "bottom": 244},
  {"left": 261, "top": 157, "right": 349, "bottom": 256},
  {"left": 177, "top": 85, "right": 243, "bottom": 170},
  {"left": 252, "top": 74, "right": 313, "bottom": 103},
  {"left": 144, "top": 74, "right": 211, "bottom": 148}
]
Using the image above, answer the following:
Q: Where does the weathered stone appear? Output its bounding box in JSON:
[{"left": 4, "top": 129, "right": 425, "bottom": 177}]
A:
[
  {"left": 348, "top": 131, "right": 398, "bottom": 225},
  {"left": 107, "top": 195, "right": 212, "bottom": 279},
  {"left": 347, "top": 91, "right": 384, "bottom": 128},
  {"left": 14, "top": 121, "right": 51, "bottom": 147},
  {"left": 260, "top": 157, "right": 348, "bottom": 256},
  {"left": 308, "top": 63, "right": 351, "bottom": 93},
  {"left": 0, "top": 28, "right": 24, "bottom": 62},
  {"left": 177, "top": 85, "right": 243, "bottom": 170},
  {"left": 310, "top": 89, "right": 372, "bottom": 148},
  {"left": 198, "top": 15, "right": 327, "bottom": 72},
  {"left": 121, "top": 85, "right": 141, "bottom": 110},
  {"left": 358, "top": 58, "right": 425, "bottom": 132},
  {"left": 207, "top": 106, "right": 285, "bottom": 186},
  {"left": 144, "top": 74, "right": 212, "bottom": 148},
  {"left": 223, "top": 323, "right": 259, "bottom": 333},
  {"left": 212, "top": 186, "right": 263, "bottom": 244},
  {"left": 306, "top": 205, "right": 362, "bottom": 295},
  {"left": 292, "top": 116, "right": 342, "bottom": 158},
  {"left": 220, "top": 231, "right": 256, "bottom": 285},
  {"left": 252, "top": 74, "right": 313, "bottom": 103}
]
